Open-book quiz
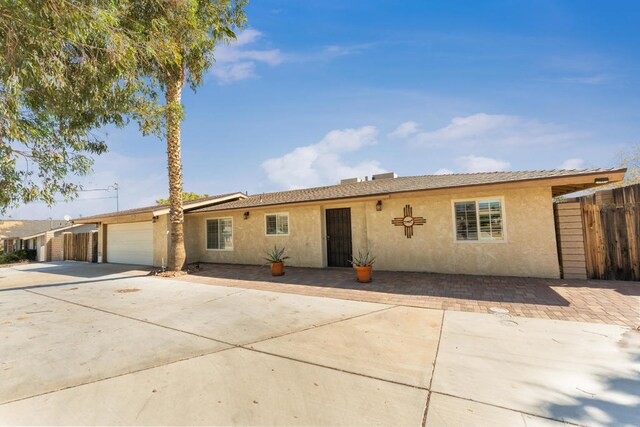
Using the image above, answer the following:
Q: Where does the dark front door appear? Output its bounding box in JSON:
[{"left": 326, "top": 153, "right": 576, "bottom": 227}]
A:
[{"left": 325, "top": 208, "right": 352, "bottom": 267}]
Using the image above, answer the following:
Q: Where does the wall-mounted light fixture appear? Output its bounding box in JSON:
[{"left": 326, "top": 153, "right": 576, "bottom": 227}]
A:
[
  {"left": 376, "top": 200, "right": 383, "bottom": 211},
  {"left": 243, "top": 211, "right": 250, "bottom": 220},
  {"left": 594, "top": 177, "right": 609, "bottom": 184}
]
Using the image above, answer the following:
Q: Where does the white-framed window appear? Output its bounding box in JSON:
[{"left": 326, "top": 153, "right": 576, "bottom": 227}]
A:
[
  {"left": 206, "top": 217, "right": 233, "bottom": 250},
  {"left": 453, "top": 198, "right": 505, "bottom": 242},
  {"left": 265, "top": 213, "right": 289, "bottom": 236}
]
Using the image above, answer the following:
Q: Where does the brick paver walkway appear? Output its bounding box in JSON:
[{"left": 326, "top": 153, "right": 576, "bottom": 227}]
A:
[{"left": 175, "top": 263, "right": 640, "bottom": 327}]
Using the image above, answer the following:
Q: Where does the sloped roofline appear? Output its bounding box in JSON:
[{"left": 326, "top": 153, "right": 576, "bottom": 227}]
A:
[
  {"left": 188, "top": 168, "right": 628, "bottom": 214},
  {"left": 73, "top": 192, "right": 247, "bottom": 223},
  {"left": 20, "top": 223, "right": 93, "bottom": 240}
]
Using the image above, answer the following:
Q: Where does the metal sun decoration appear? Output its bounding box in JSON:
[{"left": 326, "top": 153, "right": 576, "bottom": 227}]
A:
[{"left": 392, "top": 204, "right": 426, "bottom": 238}]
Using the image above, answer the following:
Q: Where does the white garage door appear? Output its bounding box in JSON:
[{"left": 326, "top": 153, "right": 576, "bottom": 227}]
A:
[{"left": 107, "top": 222, "right": 153, "bottom": 266}]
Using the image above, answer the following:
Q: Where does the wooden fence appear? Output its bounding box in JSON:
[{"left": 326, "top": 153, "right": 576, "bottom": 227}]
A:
[
  {"left": 63, "top": 232, "right": 93, "bottom": 262},
  {"left": 557, "top": 184, "right": 640, "bottom": 281},
  {"left": 581, "top": 201, "right": 640, "bottom": 281},
  {"left": 553, "top": 202, "right": 587, "bottom": 279}
]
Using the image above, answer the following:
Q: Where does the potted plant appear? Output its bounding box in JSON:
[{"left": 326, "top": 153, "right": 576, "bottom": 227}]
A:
[
  {"left": 264, "top": 246, "right": 290, "bottom": 276},
  {"left": 349, "top": 250, "right": 376, "bottom": 283}
]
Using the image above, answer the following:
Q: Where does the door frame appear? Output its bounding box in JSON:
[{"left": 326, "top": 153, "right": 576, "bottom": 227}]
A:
[{"left": 324, "top": 207, "right": 353, "bottom": 268}]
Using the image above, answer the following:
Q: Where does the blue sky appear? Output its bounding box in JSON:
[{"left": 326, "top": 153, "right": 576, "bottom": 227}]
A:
[{"left": 7, "top": 0, "right": 640, "bottom": 219}]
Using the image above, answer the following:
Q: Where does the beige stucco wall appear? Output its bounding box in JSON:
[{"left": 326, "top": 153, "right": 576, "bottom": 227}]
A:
[
  {"left": 185, "top": 205, "right": 324, "bottom": 268},
  {"left": 96, "top": 223, "right": 104, "bottom": 263},
  {"left": 184, "top": 185, "right": 560, "bottom": 278},
  {"left": 363, "top": 186, "right": 559, "bottom": 278},
  {"left": 153, "top": 215, "right": 169, "bottom": 267}
]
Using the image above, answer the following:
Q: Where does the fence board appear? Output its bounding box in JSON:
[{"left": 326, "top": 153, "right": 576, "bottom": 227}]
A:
[
  {"left": 63, "top": 232, "right": 92, "bottom": 262},
  {"left": 577, "top": 184, "right": 640, "bottom": 281}
]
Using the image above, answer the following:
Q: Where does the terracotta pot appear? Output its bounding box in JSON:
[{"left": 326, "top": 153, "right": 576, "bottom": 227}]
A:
[
  {"left": 354, "top": 265, "right": 372, "bottom": 283},
  {"left": 271, "top": 261, "right": 285, "bottom": 276}
]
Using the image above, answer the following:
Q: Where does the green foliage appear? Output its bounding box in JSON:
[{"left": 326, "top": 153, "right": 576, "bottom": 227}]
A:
[
  {"left": 349, "top": 250, "right": 376, "bottom": 267},
  {"left": 0, "top": 1, "right": 155, "bottom": 210},
  {"left": 264, "top": 246, "right": 290, "bottom": 264},
  {"left": 0, "top": 249, "right": 36, "bottom": 264},
  {"left": 0, "top": 0, "right": 247, "bottom": 212},
  {"left": 155, "top": 191, "right": 210, "bottom": 205}
]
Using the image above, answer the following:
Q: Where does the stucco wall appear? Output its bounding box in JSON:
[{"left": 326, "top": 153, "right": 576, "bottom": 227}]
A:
[
  {"left": 184, "top": 185, "right": 560, "bottom": 278},
  {"left": 153, "top": 215, "right": 169, "bottom": 267},
  {"left": 363, "top": 186, "right": 560, "bottom": 278},
  {"left": 185, "top": 205, "right": 324, "bottom": 268}
]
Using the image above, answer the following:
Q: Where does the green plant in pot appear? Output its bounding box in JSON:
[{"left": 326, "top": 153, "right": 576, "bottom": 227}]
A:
[
  {"left": 264, "top": 246, "right": 290, "bottom": 276},
  {"left": 349, "top": 250, "right": 376, "bottom": 283}
]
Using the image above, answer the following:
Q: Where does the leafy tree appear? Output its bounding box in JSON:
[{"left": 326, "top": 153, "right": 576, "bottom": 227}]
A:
[
  {"left": 1, "top": 1, "right": 248, "bottom": 271},
  {"left": 0, "top": 1, "right": 153, "bottom": 210},
  {"left": 156, "top": 192, "right": 210, "bottom": 205}
]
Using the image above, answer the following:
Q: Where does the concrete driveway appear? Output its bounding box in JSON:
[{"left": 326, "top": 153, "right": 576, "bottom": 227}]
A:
[{"left": 0, "top": 262, "right": 638, "bottom": 426}]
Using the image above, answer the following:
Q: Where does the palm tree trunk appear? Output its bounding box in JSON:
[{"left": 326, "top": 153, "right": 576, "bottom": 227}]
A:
[{"left": 165, "top": 66, "right": 186, "bottom": 271}]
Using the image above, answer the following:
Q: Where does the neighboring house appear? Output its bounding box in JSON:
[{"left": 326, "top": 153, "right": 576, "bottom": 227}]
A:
[
  {"left": 0, "top": 220, "right": 69, "bottom": 256},
  {"left": 74, "top": 168, "right": 626, "bottom": 278},
  {"left": 21, "top": 223, "right": 97, "bottom": 262}
]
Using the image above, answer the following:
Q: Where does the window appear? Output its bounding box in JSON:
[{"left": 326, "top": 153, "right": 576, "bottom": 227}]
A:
[
  {"left": 266, "top": 213, "right": 289, "bottom": 235},
  {"left": 206, "top": 218, "right": 233, "bottom": 250},
  {"left": 454, "top": 199, "right": 504, "bottom": 241}
]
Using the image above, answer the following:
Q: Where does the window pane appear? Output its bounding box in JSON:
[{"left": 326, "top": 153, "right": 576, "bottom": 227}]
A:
[
  {"left": 220, "top": 218, "right": 233, "bottom": 249},
  {"left": 266, "top": 215, "right": 277, "bottom": 234},
  {"left": 266, "top": 214, "right": 289, "bottom": 235},
  {"left": 454, "top": 201, "right": 478, "bottom": 240},
  {"left": 478, "top": 200, "right": 503, "bottom": 240},
  {"left": 277, "top": 215, "right": 289, "bottom": 234},
  {"left": 207, "top": 220, "right": 219, "bottom": 249},
  {"left": 207, "top": 218, "right": 233, "bottom": 249}
]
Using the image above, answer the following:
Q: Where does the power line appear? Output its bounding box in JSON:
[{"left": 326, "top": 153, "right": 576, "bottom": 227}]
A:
[{"left": 54, "top": 196, "right": 118, "bottom": 203}]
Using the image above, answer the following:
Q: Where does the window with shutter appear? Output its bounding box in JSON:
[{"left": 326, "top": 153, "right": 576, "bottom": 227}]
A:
[{"left": 453, "top": 199, "right": 504, "bottom": 242}]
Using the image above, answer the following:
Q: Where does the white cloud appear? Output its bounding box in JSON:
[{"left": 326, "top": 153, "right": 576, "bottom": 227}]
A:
[
  {"left": 558, "top": 158, "right": 585, "bottom": 169},
  {"left": 262, "top": 126, "right": 386, "bottom": 189},
  {"left": 211, "top": 29, "right": 284, "bottom": 84},
  {"left": 456, "top": 155, "right": 511, "bottom": 173},
  {"left": 433, "top": 168, "right": 454, "bottom": 175},
  {"left": 388, "top": 121, "right": 419, "bottom": 139},
  {"left": 410, "top": 113, "right": 587, "bottom": 147}
]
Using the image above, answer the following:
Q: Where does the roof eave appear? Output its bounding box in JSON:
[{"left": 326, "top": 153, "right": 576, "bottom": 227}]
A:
[
  {"left": 72, "top": 192, "right": 248, "bottom": 224},
  {"left": 150, "top": 192, "right": 247, "bottom": 217},
  {"left": 188, "top": 168, "right": 628, "bottom": 214},
  {"left": 19, "top": 223, "right": 81, "bottom": 239}
]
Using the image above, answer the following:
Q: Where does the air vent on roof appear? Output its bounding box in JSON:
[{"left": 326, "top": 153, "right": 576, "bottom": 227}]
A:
[
  {"left": 340, "top": 177, "right": 362, "bottom": 185},
  {"left": 371, "top": 172, "right": 397, "bottom": 180}
]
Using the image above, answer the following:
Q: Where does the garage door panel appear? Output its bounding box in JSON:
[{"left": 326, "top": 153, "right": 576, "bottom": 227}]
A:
[{"left": 107, "top": 222, "right": 153, "bottom": 266}]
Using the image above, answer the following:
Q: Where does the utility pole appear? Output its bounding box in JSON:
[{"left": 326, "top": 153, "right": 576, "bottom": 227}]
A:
[{"left": 114, "top": 183, "right": 119, "bottom": 212}]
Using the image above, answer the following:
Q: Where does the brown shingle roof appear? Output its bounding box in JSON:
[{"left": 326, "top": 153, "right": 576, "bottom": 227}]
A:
[
  {"left": 73, "top": 192, "right": 246, "bottom": 222},
  {"left": 191, "top": 168, "right": 626, "bottom": 213},
  {"left": 0, "top": 220, "right": 70, "bottom": 239}
]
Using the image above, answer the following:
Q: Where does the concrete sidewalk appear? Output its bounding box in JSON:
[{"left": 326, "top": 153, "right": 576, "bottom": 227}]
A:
[{"left": 0, "top": 262, "right": 638, "bottom": 426}]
